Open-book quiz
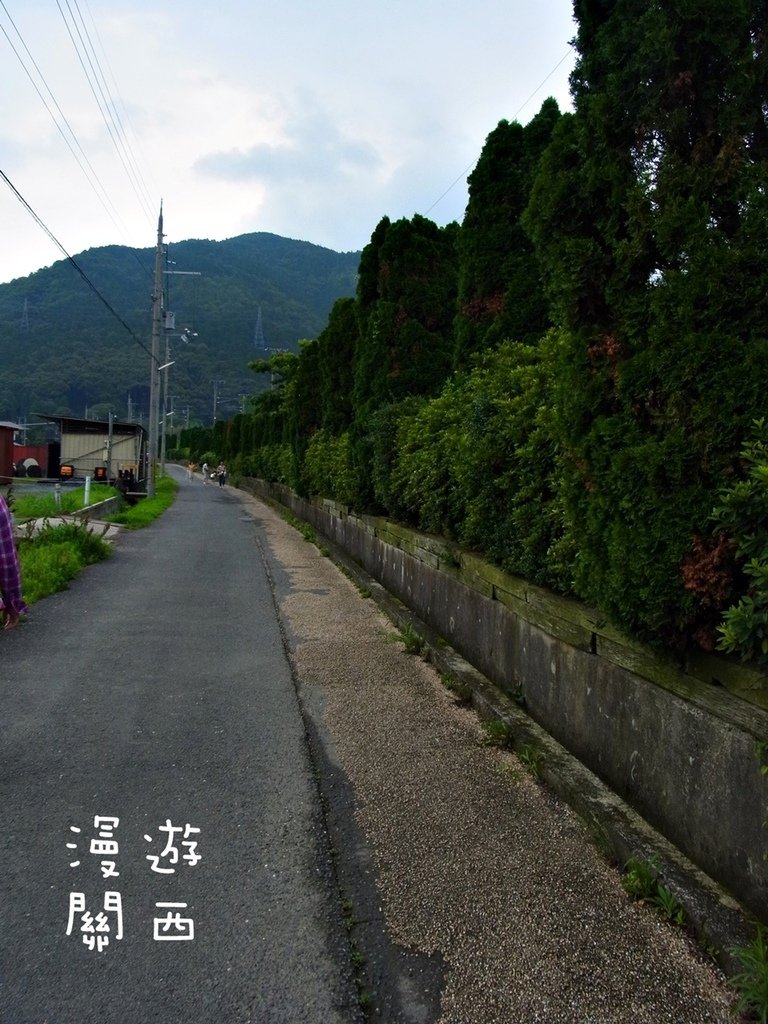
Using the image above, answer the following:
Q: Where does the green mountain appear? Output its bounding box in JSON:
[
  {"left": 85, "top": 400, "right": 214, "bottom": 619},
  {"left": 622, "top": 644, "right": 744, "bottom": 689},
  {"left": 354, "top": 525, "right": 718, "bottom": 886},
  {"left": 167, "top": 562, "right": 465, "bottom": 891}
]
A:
[{"left": 0, "top": 233, "right": 360, "bottom": 431}]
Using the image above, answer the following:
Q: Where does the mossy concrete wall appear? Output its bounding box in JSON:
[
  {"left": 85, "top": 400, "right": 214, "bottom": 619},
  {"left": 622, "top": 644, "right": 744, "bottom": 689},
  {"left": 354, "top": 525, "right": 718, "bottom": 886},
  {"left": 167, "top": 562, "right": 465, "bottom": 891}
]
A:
[{"left": 245, "top": 480, "right": 768, "bottom": 923}]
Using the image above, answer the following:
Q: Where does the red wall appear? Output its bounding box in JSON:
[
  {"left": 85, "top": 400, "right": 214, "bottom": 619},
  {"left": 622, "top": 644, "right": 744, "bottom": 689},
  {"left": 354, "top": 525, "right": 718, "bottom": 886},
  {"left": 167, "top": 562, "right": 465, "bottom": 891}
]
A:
[
  {"left": 0, "top": 428, "right": 13, "bottom": 483},
  {"left": 13, "top": 444, "right": 48, "bottom": 477}
]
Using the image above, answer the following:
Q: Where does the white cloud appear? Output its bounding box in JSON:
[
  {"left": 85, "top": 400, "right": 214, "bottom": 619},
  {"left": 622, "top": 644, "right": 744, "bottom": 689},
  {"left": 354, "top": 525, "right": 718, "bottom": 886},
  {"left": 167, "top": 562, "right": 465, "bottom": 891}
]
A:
[{"left": 0, "top": 0, "right": 576, "bottom": 282}]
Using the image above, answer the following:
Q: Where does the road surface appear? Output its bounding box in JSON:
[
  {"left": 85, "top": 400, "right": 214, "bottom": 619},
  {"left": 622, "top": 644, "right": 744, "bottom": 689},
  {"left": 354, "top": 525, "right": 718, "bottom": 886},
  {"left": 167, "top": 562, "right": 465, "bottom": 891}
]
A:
[{"left": 0, "top": 467, "right": 359, "bottom": 1023}]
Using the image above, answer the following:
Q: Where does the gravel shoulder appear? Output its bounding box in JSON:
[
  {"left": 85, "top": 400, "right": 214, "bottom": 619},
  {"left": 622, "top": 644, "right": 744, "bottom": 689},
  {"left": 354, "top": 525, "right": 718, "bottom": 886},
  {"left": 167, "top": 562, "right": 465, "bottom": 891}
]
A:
[{"left": 240, "top": 489, "right": 740, "bottom": 1024}]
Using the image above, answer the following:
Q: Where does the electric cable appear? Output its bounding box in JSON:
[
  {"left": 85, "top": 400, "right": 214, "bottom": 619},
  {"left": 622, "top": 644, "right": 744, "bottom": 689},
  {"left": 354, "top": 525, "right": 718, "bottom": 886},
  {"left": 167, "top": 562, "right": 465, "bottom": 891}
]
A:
[
  {"left": 64, "top": 0, "right": 155, "bottom": 221},
  {"left": 56, "top": 0, "right": 155, "bottom": 226},
  {"left": 424, "top": 45, "right": 575, "bottom": 216},
  {"left": 0, "top": 167, "right": 155, "bottom": 362},
  {"left": 0, "top": 0, "right": 127, "bottom": 235}
]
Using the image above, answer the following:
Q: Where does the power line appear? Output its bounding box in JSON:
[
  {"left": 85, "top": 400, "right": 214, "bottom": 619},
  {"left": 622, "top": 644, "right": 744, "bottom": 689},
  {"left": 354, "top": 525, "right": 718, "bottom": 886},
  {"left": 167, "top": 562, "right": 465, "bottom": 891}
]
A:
[
  {"left": 424, "top": 45, "right": 575, "bottom": 217},
  {"left": 0, "top": 0, "right": 128, "bottom": 236},
  {"left": 80, "top": 0, "right": 159, "bottom": 213},
  {"left": 0, "top": 167, "right": 154, "bottom": 361},
  {"left": 56, "top": 0, "right": 155, "bottom": 225}
]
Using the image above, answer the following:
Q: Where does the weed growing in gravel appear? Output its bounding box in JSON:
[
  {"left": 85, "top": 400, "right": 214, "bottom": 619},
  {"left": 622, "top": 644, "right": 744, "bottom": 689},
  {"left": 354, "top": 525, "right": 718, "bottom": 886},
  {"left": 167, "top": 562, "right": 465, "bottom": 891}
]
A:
[
  {"left": 650, "top": 883, "right": 685, "bottom": 926},
  {"left": 441, "top": 673, "right": 473, "bottom": 706},
  {"left": 517, "top": 744, "right": 543, "bottom": 779},
  {"left": 335, "top": 562, "right": 372, "bottom": 598},
  {"left": 621, "top": 855, "right": 685, "bottom": 927},
  {"left": 400, "top": 623, "right": 424, "bottom": 655},
  {"left": 622, "top": 856, "right": 660, "bottom": 901},
  {"left": 281, "top": 510, "right": 318, "bottom": 545},
  {"left": 340, "top": 898, "right": 372, "bottom": 1013},
  {"left": 730, "top": 926, "right": 768, "bottom": 1024},
  {"left": 481, "top": 718, "right": 514, "bottom": 749}
]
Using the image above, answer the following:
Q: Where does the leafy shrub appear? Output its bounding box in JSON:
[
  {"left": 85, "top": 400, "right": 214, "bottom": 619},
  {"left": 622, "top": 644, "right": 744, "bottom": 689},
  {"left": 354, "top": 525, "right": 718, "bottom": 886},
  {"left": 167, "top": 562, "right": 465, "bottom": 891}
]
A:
[
  {"left": 707, "top": 421, "right": 768, "bottom": 662},
  {"left": 388, "top": 391, "right": 465, "bottom": 533},
  {"left": 386, "top": 334, "right": 570, "bottom": 590},
  {"left": 730, "top": 927, "right": 768, "bottom": 1024},
  {"left": 455, "top": 333, "right": 568, "bottom": 589},
  {"left": 304, "top": 429, "right": 357, "bottom": 506}
]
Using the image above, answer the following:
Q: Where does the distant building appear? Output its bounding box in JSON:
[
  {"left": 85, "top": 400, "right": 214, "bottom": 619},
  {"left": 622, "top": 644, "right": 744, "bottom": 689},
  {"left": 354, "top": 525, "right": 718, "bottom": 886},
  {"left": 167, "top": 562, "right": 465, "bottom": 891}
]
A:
[{"left": 39, "top": 415, "right": 147, "bottom": 484}]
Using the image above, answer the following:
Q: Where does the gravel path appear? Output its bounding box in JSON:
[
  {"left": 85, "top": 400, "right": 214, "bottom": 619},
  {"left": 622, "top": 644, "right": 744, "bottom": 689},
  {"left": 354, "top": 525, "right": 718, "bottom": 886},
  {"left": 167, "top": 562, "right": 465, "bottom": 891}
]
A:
[{"left": 244, "top": 491, "right": 739, "bottom": 1024}]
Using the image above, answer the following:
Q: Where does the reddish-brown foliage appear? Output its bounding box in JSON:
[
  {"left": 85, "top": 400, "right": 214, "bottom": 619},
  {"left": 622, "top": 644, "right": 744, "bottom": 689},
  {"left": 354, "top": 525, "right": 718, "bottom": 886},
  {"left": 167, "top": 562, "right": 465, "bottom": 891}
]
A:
[
  {"left": 460, "top": 292, "right": 506, "bottom": 322},
  {"left": 680, "top": 532, "right": 735, "bottom": 608}
]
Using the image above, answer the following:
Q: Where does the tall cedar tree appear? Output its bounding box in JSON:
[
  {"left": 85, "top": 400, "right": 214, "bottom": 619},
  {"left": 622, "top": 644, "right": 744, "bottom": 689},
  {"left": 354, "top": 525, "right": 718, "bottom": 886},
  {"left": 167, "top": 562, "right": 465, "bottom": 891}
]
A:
[
  {"left": 454, "top": 99, "right": 561, "bottom": 368},
  {"left": 350, "top": 214, "right": 459, "bottom": 509},
  {"left": 353, "top": 214, "right": 459, "bottom": 423},
  {"left": 317, "top": 298, "right": 358, "bottom": 434},
  {"left": 525, "top": 0, "right": 768, "bottom": 645}
]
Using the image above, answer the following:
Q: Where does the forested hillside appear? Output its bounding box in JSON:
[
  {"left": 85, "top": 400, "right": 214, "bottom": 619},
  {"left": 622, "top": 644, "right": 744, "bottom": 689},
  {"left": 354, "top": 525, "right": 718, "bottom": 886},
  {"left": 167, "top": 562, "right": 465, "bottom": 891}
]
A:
[
  {"left": 0, "top": 233, "right": 359, "bottom": 428},
  {"left": 188, "top": 0, "right": 768, "bottom": 662}
]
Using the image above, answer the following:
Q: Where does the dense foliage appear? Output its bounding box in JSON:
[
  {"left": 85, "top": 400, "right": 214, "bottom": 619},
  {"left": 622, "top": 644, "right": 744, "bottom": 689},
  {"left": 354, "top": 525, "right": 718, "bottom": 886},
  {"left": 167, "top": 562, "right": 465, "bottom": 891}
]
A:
[{"left": 524, "top": 0, "right": 768, "bottom": 647}]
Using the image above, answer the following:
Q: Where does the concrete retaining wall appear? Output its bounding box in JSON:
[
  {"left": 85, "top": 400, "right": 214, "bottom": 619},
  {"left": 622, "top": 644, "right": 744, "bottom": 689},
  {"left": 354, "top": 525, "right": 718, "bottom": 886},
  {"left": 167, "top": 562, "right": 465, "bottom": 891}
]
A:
[{"left": 244, "top": 479, "right": 768, "bottom": 923}]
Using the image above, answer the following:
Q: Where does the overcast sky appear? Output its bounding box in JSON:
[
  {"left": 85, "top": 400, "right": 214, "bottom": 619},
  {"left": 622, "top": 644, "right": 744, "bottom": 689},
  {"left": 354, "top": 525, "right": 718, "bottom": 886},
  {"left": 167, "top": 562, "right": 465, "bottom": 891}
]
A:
[{"left": 0, "top": 0, "right": 576, "bottom": 285}]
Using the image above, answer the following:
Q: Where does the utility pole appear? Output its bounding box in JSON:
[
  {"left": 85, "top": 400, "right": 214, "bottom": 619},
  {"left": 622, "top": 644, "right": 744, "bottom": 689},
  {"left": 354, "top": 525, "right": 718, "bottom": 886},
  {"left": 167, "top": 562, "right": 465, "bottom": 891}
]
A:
[{"left": 147, "top": 203, "right": 164, "bottom": 498}]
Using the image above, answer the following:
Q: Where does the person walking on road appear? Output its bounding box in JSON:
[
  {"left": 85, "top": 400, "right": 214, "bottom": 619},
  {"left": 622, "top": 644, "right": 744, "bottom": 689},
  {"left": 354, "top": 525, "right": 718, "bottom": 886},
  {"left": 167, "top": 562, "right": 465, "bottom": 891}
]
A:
[
  {"left": 0, "top": 493, "right": 27, "bottom": 630},
  {"left": 217, "top": 463, "right": 227, "bottom": 487},
  {"left": 201, "top": 461, "right": 210, "bottom": 485}
]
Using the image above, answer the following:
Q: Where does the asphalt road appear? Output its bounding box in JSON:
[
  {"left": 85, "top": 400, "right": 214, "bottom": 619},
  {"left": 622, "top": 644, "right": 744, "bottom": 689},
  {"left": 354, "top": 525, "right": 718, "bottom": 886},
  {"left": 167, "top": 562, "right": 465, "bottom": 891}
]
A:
[{"left": 0, "top": 467, "right": 360, "bottom": 1023}]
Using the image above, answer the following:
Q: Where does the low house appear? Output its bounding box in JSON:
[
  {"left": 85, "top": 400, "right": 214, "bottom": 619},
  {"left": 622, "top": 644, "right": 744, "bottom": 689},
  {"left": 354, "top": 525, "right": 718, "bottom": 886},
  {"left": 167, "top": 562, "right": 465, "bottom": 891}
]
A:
[{"left": 40, "top": 415, "right": 147, "bottom": 484}]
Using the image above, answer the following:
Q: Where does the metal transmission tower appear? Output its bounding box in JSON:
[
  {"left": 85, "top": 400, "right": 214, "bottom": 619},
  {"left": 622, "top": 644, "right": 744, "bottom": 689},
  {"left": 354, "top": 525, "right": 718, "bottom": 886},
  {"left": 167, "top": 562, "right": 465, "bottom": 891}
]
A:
[
  {"left": 19, "top": 298, "right": 29, "bottom": 334},
  {"left": 253, "top": 306, "right": 266, "bottom": 351}
]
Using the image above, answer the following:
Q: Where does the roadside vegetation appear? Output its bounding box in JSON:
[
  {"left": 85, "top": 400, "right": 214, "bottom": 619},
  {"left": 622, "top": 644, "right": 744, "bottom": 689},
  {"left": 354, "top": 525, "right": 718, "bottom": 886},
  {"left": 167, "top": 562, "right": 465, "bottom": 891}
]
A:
[
  {"left": 7, "top": 475, "right": 177, "bottom": 608},
  {"left": 13, "top": 483, "right": 116, "bottom": 519},
  {"left": 18, "top": 521, "right": 112, "bottom": 604},
  {"left": 105, "top": 475, "right": 177, "bottom": 528}
]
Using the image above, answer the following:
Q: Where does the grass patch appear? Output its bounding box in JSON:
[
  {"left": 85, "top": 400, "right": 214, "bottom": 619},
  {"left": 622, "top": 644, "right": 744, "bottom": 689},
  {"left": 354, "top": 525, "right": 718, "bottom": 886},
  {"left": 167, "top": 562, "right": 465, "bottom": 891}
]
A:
[
  {"left": 13, "top": 475, "right": 177, "bottom": 612},
  {"left": 106, "top": 476, "right": 177, "bottom": 528},
  {"left": 18, "top": 522, "right": 112, "bottom": 604},
  {"left": 12, "top": 484, "right": 117, "bottom": 519}
]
